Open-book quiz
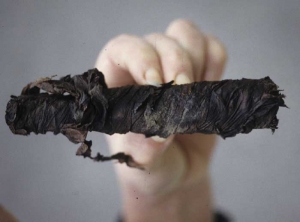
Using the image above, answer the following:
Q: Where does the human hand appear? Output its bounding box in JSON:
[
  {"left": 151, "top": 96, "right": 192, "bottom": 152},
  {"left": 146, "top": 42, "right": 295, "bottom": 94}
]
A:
[{"left": 95, "top": 19, "right": 227, "bottom": 222}]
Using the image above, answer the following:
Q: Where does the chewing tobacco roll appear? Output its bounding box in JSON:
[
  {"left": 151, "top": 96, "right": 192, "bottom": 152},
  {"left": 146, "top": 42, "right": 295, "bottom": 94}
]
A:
[{"left": 5, "top": 69, "right": 286, "bottom": 167}]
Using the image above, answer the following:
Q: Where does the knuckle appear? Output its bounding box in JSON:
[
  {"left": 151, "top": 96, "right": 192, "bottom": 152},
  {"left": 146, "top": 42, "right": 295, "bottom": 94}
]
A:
[
  {"left": 168, "top": 19, "right": 198, "bottom": 31},
  {"left": 115, "top": 33, "right": 135, "bottom": 41},
  {"left": 212, "top": 39, "right": 227, "bottom": 64},
  {"left": 144, "top": 32, "right": 164, "bottom": 40},
  {"left": 108, "top": 34, "right": 137, "bottom": 46},
  {"left": 144, "top": 33, "right": 175, "bottom": 50}
]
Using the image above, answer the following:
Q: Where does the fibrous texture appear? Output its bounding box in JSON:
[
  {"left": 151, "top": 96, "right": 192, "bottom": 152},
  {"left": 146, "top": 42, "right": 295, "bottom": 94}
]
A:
[{"left": 5, "top": 69, "right": 286, "bottom": 168}]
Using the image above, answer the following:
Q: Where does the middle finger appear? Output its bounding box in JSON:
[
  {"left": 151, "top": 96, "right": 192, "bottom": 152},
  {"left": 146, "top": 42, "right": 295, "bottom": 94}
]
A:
[{"left": 145, "top": 33, "right": 194, "bottom": 84}]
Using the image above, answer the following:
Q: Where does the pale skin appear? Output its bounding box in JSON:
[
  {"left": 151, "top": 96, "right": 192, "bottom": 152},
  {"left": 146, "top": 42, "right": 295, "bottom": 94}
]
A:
[{"left": 95, "top": 19, "right": 227, "bottom": 222}]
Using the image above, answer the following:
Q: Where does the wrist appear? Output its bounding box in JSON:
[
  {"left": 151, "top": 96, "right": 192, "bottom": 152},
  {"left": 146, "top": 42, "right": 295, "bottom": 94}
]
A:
[{"left": 120, "top": 174, "right": 213, "bottom": 222}]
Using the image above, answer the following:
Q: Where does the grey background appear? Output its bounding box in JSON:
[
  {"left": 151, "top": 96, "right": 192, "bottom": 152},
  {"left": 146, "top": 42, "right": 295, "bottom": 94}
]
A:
[{"left": 0, "top": 0, "right": 299, "bottom": 221}]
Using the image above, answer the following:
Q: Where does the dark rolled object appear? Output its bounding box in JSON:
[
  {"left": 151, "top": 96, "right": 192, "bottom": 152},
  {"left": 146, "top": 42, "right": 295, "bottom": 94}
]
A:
[{"left": 5, "top": 68, "right": 286, "bottom": 167}]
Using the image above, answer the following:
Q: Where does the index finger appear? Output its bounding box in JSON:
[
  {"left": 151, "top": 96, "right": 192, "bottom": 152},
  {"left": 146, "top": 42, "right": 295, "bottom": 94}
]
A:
[{"left": 95, "top": 34, "right": 163, "bottom": 88}]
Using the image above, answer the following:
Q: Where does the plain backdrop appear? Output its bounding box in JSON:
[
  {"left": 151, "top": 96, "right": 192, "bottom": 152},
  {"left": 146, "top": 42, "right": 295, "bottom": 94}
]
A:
[{"left": 0, "top": 0, "right": 299, "bottom": 221}]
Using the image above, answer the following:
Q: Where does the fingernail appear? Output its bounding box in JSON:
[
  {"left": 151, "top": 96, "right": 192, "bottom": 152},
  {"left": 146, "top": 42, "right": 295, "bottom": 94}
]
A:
[
  {"left": 151, "top": 135, "right": 167, "bottom": 143},
  {"left": 145, "top": 68, "right": 163, "bottom": 86},
  {"left": 175, "top": 73, "right": 191, "bottom": 85}
]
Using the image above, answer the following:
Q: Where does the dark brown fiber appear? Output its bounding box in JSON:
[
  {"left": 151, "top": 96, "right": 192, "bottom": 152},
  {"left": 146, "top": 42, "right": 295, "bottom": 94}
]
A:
[{"left": 5, "top": 69, "right": 286, "bottom": 168}]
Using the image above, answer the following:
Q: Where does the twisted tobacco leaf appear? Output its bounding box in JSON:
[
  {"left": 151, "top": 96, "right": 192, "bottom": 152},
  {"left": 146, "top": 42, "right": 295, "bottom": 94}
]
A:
[{"left": 5, "top": 68, "right": 286, "bottom": 168}]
